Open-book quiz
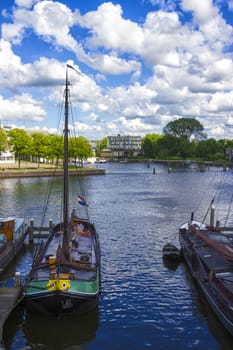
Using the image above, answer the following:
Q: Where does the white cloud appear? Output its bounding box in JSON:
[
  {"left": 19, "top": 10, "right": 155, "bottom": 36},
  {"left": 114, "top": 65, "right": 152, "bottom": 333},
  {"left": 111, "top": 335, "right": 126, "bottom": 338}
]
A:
[
  {"left": 0, "top": 93, "right": 46, "bottom": 122},
  {"left": 77, "top": 2, "right": 144, "bottom": 53},
  {"left": 0, "top": 1, "right": 233, "bottom": 139}
]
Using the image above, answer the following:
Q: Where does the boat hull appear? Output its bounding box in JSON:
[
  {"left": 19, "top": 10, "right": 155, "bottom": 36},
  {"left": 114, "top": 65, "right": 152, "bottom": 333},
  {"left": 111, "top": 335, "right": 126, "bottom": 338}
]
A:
[
  {"left": 0, "top": 218, "right": 28, "bottom": 274},
  {"left": 179, "top": 224, "right": 233, "bottom": 336},
  {"left": 24, "top": 290, "right": 99, "bottom": 315},
  {"left": 23, "top": 217, "right": 101, "bottom": 316}
]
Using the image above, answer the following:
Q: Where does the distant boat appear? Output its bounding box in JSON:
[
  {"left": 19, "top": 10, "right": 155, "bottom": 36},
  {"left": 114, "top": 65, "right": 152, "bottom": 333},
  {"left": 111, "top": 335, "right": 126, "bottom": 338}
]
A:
[
  {"left": 179, "top": 208, "right": 233, "bottom": 336},
  {"left": 0, "top": 217, "right": 28, "bottom": 274},
  {"left": 97, "top": 159, "right": 107, "bottom": 163},
  {"left": 23, "top": 65, "right": 101, "bottom": 316}
]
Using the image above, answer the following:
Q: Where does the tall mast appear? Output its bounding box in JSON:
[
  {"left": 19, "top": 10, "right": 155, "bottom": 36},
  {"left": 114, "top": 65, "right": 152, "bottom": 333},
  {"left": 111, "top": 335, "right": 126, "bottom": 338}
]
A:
[{"left": 62, "top": 67, "right": 70, "bottom": 257}]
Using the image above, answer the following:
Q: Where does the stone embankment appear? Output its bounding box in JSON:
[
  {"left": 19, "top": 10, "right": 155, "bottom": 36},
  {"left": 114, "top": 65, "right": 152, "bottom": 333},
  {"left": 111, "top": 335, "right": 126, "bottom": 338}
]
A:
[{"left": 0, "top": 163, "right": 105, "bottom": 178}]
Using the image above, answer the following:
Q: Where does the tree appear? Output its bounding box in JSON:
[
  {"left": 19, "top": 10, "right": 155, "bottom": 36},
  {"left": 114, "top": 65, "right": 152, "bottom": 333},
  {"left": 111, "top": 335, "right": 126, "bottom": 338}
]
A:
[
  {"left": 0, "top": 128, "right": 7, "bottom": 153},
  {"left": 47, "top": 134, "right": 63, "bottom": 165},
  {"left": 157, "top": 135, "right": 182, "bottom": 157},
  {"left": 8, "top": 128, "right": 32, "bottom": 168},
  {"left": 163, "top": 118, "right": 205, "bottom": 141},
  {"left": 69, "top": 136, "right": 93, "bottom": 167},
  {"left": 95, "top": 137, "right": 108, "bottom": 157},
  {"left": 195, "top": 138, "right": 225, "bottom": 160},
  {"left": 31, "top": 132, "right": 49, "bottom": 167},
  {"left": 142, "top": 134, "right": 162, "bottom": 157}
]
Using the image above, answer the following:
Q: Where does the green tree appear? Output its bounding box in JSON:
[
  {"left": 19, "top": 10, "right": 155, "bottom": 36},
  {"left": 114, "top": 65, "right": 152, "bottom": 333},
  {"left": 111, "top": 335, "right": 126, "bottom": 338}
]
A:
[
  {"left": 195, "top": 138, "right": 225, "bottom": 160},
  {"left": 8, "top": 128, "right": 32, "bottom": 168},
  {"left": 142, "top": 134, "right": 162, "bottom": 158},
  {"left": 157, "top": 135, "right": 182, "bottom": 157},
  {"left": 69, "top": 136, "right": 93, "bottom": 167},
  {"left": 47, "top": 134, "right": 63, "bottom": 165},
  {"left": 31, "top": 132, "right": 49, "bottom": 167},
  {"left": 96, "top": 137, "right": 108, "bottom": 157},
  {"left": 0, "top": 128, "right": 7, "bottom": 153},
  {"left": 163, "top": 118, "right": 205, "bottom": 141}
]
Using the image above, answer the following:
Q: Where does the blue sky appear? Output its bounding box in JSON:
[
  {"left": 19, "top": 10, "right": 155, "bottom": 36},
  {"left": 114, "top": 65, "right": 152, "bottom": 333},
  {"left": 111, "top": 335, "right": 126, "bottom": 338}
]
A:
[{"left": 0, "top": 0, "right": 233, "bottom": 139}]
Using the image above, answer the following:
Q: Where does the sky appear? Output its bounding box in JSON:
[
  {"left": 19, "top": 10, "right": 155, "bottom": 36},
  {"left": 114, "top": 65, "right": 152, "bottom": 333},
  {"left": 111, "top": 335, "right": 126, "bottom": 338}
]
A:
[{"left": 0, "top": 0, "right": 233, "bottom": 140}]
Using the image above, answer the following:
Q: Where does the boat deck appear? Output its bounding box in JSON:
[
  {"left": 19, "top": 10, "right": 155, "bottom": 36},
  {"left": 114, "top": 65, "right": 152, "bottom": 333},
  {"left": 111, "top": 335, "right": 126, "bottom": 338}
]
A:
[
  {"left": 196, "top": 245, "right": 233, "bottom": 273},
  {"left": 31, "top": 225, "right": 97, "bottom": 281},
  {"left": 184, "top": 231, "right": 233, "bottom": 273}
]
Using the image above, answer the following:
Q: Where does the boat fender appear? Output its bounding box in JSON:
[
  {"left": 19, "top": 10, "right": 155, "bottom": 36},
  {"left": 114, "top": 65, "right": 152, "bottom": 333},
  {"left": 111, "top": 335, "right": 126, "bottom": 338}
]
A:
[
  {"left": 80, "top": 231, "right": 91, "bottom": 237},
  {"left": 209, "top": 270, "right": 214, "bottom": 281},
  {"left": 47, "top": 279, "right": 70, "bottom": 291}
]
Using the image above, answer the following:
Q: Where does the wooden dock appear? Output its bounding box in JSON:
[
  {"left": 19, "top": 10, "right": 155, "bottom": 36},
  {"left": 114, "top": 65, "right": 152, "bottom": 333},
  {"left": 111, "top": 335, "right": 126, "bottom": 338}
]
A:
[
  {"left": 28, "top": 218, "right": 53, "bottom": 242},
  {"left": 0, "top": 273, "right": 22, "bottom": 346}
]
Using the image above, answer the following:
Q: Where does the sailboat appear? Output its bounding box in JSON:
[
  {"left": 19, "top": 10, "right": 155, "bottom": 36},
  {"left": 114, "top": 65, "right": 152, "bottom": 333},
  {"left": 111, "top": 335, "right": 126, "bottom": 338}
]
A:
[
  {"left": 23, "top": 65, "right": 101, "bottom": 315},
  {"left": 179, "top": 203, "right": 233, "bottom": 335}
]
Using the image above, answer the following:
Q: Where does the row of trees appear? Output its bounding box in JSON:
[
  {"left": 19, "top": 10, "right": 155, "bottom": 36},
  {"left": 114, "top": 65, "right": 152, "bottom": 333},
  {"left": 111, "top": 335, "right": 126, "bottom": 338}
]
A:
[
  {"left": 0, "top": 128, "right": 93, "bottom": 168},
  {"left": 1, "top": 118, "right": 231, "bottom": 167},
  {"left": 141, "top": 118, "right": 231, "bottom": 160}
]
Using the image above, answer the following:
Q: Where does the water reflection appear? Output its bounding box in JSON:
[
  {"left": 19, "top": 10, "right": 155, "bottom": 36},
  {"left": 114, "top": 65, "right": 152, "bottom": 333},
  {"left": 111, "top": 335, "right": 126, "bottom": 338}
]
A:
[
  {"left": 4, "top": 305, "right": 99, "bottom": 350},
  {"left": 1, "top": 163, "right": 233, "bottom": 349}
]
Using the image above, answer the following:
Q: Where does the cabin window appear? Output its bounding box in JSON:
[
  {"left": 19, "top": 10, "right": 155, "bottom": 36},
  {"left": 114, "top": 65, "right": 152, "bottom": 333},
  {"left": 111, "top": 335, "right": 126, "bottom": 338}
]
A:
[{"left": 0, "top": 223, "right": 3, "bottom": 229}]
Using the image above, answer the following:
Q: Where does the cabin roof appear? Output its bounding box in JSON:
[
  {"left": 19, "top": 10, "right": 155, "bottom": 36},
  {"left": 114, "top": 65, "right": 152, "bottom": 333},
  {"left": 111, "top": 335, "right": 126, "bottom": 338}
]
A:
[{"left": 0, "top": 217, "right": 15, "bottom": 223}]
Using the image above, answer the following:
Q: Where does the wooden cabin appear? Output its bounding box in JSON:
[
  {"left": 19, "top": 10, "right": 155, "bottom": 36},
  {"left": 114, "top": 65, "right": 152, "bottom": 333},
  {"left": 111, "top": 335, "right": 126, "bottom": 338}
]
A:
[{"left": 0, "top": 218, "right": 15, "bottom": 241}]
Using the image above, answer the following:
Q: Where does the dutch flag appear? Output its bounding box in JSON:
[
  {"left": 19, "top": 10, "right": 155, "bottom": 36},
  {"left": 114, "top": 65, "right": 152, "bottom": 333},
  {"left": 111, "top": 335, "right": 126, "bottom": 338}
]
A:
[{"left": 77, "top": 194, "right": 88, "bottom": 206}]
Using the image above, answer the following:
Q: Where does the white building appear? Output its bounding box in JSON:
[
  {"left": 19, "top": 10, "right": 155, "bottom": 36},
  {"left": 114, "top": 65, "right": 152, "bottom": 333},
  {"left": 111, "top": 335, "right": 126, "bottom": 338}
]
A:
[
  {"left": 0, "top": 150, "right": 15, "bottom": 164},
  {"left": 0, "top": 124, "right": 15, "bottom": 165},
  {"left": 107, "top": 135, "right": 142, "bottom": 158}
]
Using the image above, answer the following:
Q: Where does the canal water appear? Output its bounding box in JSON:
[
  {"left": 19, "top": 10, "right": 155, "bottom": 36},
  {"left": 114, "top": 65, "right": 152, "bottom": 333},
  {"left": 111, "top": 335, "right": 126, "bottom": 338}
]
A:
[{"left": 0, "top": 162, "right": 233, "bottom": 349}]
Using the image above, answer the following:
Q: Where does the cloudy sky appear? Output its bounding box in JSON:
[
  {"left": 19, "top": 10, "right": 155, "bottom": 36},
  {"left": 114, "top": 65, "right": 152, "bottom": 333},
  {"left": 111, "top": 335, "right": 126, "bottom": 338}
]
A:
[{"left": 0, "top": 0, "right": 233, "bottom": 140}]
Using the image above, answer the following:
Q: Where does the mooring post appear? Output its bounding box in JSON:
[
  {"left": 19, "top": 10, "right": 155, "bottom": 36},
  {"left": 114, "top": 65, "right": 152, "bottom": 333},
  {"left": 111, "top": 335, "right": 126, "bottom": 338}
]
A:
[
  {"left": 49, "top": 219, "right": 53, "bottom": 232},
  {"left": 210, "top": 205, "right": 215, "bottom": 227},
  {"left": 14, "top": 272, "right": 21, "bottom": 288},
  {"left": 29, "top": 218, "right": 34, "bottom": 243},
  {"left": 153, "top": 168, "right": 156, "bottom": 174}
]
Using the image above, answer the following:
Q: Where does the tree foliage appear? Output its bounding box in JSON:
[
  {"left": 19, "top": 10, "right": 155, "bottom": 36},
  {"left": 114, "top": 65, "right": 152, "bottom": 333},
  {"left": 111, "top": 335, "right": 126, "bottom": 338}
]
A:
[
  {"left": 163, "top": 118, "right": 205, "bottom": 141},
  {"left": 8, "top": 128, "right": 32, "bottom": 168},
  {"left": 6, "top": 128, "right": 93, "bottom": 168},
  {"left": 142, "top": 134, "right": 162, "bottom": 157},
  {"left": 0, "top": 128, "right": 7, "bottom": 153},
  {"left": 31, "top": 132, "right": 49, "bottom": 167},
  {"left": 69, "top": 136, "right": 93, "bottom": 166},
  {"left": 96, "top": 137, "right": 108, "bottom": 156},
  {"left": 47, "top": 134, "right": 63, "bottom": 165}
]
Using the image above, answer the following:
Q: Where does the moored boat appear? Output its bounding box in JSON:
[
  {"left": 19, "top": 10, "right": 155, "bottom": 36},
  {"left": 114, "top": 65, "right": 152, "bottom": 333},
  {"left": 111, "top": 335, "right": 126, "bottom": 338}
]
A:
[
  {"left": 179, "top": 211, "right": 233, "bottom": 336},
  {"left": 0, "top": 217, "right": 28, "bottom": 274},
  {"left": 23, "top": 65, "right": 101, "bottom": 315}
]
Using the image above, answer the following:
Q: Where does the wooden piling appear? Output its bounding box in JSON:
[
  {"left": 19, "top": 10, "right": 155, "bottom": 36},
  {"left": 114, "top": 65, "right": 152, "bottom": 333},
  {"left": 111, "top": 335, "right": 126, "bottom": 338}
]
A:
[
  {"left": 29, "top": 219, "right": 52, "bottom": 242},
  {"left": 29, "top": 218, "right": 34, "bottom": 242}
]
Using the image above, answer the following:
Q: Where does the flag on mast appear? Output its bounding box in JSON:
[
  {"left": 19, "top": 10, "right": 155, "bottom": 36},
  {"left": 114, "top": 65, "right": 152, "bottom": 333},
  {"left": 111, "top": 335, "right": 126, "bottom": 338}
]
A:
[{"left": 77, "top": 194, "right": 88, "bottom": 206}]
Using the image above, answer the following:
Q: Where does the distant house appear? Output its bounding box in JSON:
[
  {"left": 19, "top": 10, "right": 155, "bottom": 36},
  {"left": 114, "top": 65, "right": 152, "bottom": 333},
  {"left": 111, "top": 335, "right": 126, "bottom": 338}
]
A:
[
  {"left": 0, "top": 124, "right": 15, "bottom": 166},
  {"left": 107, "top": 135, "right": 142, "bottom": 159},
  {"left": 0, "top": 150, "right": 15, "bottom": 165},
  {"left": 98, "top": 148, "right": 112, "bottom": 161}
]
